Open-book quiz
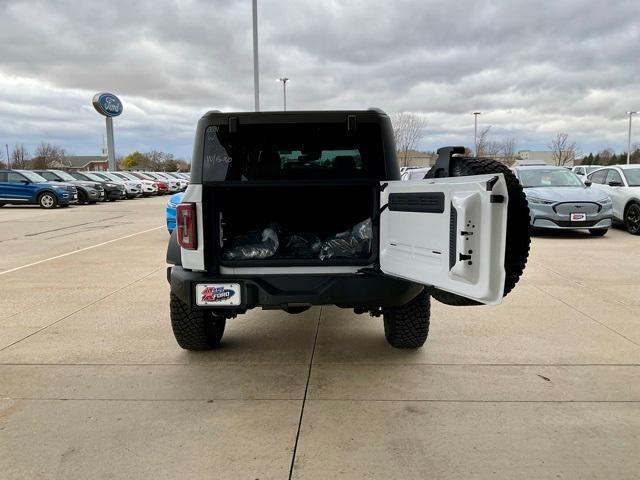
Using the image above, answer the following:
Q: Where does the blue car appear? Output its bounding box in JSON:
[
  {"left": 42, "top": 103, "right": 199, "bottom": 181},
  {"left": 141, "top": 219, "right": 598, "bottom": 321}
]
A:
[
  {"left": 166, "top": 192, "right": 184, "bottom": 232},
  {"left": 0, "top": 169, "right": 78, "bottom": 208}
]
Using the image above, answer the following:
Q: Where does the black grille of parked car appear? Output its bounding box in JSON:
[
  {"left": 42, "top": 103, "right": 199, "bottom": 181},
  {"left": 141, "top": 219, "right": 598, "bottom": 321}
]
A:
[
  {"left": 552, "top": 219, "right": 599, "bottom": 227},
  {"left": 67, "top": 186, "right": 77, "bottom": 193}
]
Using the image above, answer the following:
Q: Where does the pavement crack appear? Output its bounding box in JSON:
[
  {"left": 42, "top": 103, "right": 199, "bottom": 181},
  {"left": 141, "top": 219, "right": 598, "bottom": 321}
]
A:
[
  {"left": 288, "top": 305, "right": 322, "bottom": 480},
  {"left": 534, "top": 285, "right": 640, "bottom": 348},
  {"left": 0, "top": 266, "right": 165, "bottom": 352}
]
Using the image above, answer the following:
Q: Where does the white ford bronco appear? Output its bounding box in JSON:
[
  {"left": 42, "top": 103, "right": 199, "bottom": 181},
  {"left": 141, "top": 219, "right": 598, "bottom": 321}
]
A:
[{"left": 166, "top": 109, "right": 530, "bottom": 350}]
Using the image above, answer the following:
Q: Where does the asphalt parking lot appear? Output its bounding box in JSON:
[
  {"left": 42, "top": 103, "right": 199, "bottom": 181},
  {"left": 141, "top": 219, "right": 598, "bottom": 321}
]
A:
[{"left": 1, "top": 196, "right": 639, "bottom": 479}]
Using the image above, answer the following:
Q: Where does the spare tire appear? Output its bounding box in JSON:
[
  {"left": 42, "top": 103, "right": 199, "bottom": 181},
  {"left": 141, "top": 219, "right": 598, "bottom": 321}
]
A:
[{"left": 425, "top": 157, "right": 530, "bottom": 305}]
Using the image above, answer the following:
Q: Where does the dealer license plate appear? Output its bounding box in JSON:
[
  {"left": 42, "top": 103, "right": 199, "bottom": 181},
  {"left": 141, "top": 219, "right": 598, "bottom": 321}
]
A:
[
  {"left": 571, "top": 212, "right": 587, "bottom": 221},
  {"left": 196, "top": 283, "right": 241, "bottom": 306}
]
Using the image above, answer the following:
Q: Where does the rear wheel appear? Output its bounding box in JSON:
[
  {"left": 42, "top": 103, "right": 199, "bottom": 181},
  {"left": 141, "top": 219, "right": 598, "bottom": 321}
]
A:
[
  {"left": 588, "top": 228, "right": 608, "bottom": 237},
  {"left": 624, "top": 203, "right": 640, "bottom": 235},
  {"left": 38, "top": 192, "right": 57, "bottom": 209},
  {"left": 170, "top": 293, "right": 226, "bottom": 350},
  {"left": 383, "top": 290, "right": 430, "bottom": 349},
  {"left": 425, "top": 157, "right": 531, "bottom": 306},
  {"left": 77, "top": 190, "right": 87, "bottom": 204}
]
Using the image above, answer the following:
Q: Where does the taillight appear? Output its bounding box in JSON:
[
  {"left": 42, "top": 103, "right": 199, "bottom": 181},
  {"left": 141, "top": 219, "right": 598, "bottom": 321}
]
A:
[{"left": 176, "top": 203, "right": 197, "bottom": 249}]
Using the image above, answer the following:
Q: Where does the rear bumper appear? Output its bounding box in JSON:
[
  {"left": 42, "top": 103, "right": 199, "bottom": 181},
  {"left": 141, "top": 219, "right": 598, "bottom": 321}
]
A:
[{"left": 168, "top": 266, "right": 423, "bottom": 310}]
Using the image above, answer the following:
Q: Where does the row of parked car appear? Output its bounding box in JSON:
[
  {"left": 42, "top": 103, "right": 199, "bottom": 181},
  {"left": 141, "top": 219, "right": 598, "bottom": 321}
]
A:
[
  {"left": 0, "top": 169, "right": 190, "bottom": 209},
  {"left": 402, "top": 163, "right": 640, "bottom": 236}
]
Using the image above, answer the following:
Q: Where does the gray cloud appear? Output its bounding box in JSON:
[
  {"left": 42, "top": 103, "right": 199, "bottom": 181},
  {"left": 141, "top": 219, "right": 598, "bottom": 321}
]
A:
[{"left": 0, "top": 0, "right": 639, "bottom": 159}]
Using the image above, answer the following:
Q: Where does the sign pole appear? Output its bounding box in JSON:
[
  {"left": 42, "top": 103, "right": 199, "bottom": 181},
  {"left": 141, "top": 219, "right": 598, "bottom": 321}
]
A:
[{"left": 106, "top": 116, "right": 116, "bottom": 170}]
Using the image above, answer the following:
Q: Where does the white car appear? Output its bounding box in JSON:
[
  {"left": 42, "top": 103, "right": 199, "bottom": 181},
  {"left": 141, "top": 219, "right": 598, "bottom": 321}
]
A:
[
  {"left": 112, "top": 171, "right": 158, "bottom": 196},
  {"left": 164, "top": 172, "right": 190, "bottom": 189},
  {"left": 151, "top": 172, "right": 184, "bottom": 192},
  {"left": 155, "top": 172, "right": 188, "bottom": 191},
  {"left": 401, "top": 167, "right": 430, "bottom": 181},
  {"left": 572, "top": 165, "right": 600, "bottom": 182},
  {"left": 587, "top": 165, "right": 640, "bottom": 234},
  {"left": 95, "top": 172, "right": 142, "bottom": 199}
]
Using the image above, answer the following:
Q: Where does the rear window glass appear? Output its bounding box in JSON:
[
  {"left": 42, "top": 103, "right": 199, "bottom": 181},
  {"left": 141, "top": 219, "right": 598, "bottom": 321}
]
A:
[{"left": 202, "top": 122, "right": 384, "bottom": 181}]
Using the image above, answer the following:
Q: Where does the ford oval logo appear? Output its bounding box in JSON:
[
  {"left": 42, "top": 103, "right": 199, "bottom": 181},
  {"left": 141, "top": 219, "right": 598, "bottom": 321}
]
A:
[{"left": 92, "top": 92, "right": 123, "bottom": 117}]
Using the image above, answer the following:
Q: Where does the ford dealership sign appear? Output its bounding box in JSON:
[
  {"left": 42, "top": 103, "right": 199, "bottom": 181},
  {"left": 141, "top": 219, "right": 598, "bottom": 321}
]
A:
[{"left": 92, "top": 92, "right": 123, "bottom": 117}]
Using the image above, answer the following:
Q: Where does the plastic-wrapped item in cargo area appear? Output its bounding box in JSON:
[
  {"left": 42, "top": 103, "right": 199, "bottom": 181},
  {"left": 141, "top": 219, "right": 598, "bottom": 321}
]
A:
[
  {"left": 319, "top": 218, "right": 372, "bottom": 260},
  {"left": 282, "top": 233, "right": 322, "bottom": 258},
  {"left": 222, "top": 225, "right": 280, "bottom": 260}
]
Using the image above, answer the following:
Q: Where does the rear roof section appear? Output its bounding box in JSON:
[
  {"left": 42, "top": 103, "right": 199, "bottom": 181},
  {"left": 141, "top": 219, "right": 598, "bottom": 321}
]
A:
[{"left": 189, "top": 109, "right": 399, "bottom": 183}]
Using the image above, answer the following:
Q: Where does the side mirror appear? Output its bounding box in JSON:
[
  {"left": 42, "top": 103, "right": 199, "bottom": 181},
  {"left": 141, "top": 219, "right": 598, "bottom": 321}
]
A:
[
  {"left": 584, "top": 180, "right": 592, "bottom": 187},
  {"left": 608, "top": 181, "right": 623, "bottom": 187},
  {"left": 21, "top": 180, "right": 31, "bottom": 185}
]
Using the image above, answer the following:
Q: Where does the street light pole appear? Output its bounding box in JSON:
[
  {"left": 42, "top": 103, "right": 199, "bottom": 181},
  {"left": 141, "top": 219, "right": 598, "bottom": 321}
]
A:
[
  {"left": 277, "top": 77, "right": 288, "bottom": 111},
  {"left": 5, "top": 144, "right": 9, "bottom": 169},
  {"left": 252, "top": 0, "right": 260, "bottom": 112},
  {"left": 473, "top": 112, "right": 481, "bottom": 156},
  {"left": 627, "top": 111, "right": 637, "bottom": 165}
]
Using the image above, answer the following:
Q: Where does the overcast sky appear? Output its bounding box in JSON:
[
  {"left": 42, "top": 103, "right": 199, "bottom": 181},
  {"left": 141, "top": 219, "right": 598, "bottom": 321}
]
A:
[{"left": 1, "top": 0, "right": 639, "bottom": 160}]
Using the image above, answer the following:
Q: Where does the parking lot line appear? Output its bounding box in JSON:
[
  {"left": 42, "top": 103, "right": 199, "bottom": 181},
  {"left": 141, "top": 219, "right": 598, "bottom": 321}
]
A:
[{"left": 0, "top": 225, "right": 164, "bottom": 276}]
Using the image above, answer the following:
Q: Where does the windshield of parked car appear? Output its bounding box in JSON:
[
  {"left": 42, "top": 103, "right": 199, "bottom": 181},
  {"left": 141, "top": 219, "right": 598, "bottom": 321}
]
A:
[
  {"left": 102, "top": 173, "right": 125, "bottom": 182},
  {"left": 518, "top": 169, "right": 584, "bottom": 188},
  {"left": 623, "top": 168, "right": 640, "bottom": 186},
  {"left": 52, "top": 170, "right": 77, "bottom": 182},
  {"left": 20, "top": 170, "right": 49, "bottom": 183},
  {"left": 111, "top": 173, "right": 130, "bottom": 181},
  {"left": 92, "top": 172, "right": 119, "bottom": 182},
  {"left": 83, "top": 173, "right": 106, "bottom": 182}
]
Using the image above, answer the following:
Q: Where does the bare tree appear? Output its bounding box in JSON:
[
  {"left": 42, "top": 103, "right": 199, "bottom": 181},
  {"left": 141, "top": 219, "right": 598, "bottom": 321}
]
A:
[
  {"left": 0, "top": 148, "right": 5, "bottom": 169},
  {"left": 391, "top": 112, "right": 428, "bottom": 167},
  {"left": 31, "top": 142, "right": 66, "bottom": 169},
  {"left": 476, "top": 126, "right": 501, "bottom": 158},
  {"left": 549, "top": 132, "right": 579, "bottom": 166},
  {"left": 10, "top": 144, "right": 30, "bottom": 169},
  {"left": 500, "top": 137, "right": 518, "bottom": 166}
]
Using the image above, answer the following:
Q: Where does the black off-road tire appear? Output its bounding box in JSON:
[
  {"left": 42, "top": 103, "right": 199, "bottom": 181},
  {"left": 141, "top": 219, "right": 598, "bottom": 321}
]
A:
[
  {"left": 425, "top": 157, "right": 531, "bottom": 306},
  {"left": 170, "top": 293, "right": 226, "bottom": 350},
  {"left": 77, "top": 190, "right": 87, "bottom": 205},
  {"left": 624, "top": 203, "right": 640, "bottom": 235},
  {"left": 588, "top": 228, "right": 608, "bottom": 237},
  {"left": 383, "top": 290, "right": 431, "bottom": 349}
]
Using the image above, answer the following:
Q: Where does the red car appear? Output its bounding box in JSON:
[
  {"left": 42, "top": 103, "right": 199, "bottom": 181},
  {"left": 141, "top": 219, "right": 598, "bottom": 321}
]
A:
[{"left": 129, "top": 171, "right": 169, "bottom": 195}]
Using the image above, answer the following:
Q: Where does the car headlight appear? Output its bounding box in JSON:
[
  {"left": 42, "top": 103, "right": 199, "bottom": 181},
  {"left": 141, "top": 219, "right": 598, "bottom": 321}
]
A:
[
  {"left": 106, "top": 183, "right": 116, "bottom": 187},
  {"left": 527, "top": 196, "right": 555, "bottom": 205},
  {"left": 54, "top": 185, "right": 67, "bottom": 191},
  {"left": 599, "top": 197, "right": 612, "bottom": 205}
]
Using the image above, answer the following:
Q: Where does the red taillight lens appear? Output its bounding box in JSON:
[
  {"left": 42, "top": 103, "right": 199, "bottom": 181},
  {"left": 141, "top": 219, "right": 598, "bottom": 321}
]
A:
[{"left": 176, "top": 203, "right": 197, "bottom": 249}]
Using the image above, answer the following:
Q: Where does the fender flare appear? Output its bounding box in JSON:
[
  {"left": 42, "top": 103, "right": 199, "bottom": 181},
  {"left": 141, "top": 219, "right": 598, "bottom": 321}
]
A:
[{"left": 166, "top": 229, "right": 182, "bottom": 266}]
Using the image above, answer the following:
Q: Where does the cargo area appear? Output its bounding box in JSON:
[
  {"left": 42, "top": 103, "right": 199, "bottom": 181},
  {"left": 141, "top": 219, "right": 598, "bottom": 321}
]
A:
[{"left": 207, "top": 182, "right": 378, "bottom": 266}]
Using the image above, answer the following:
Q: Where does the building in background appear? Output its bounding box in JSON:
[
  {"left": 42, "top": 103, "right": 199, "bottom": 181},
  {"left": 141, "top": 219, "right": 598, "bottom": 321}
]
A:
[
  {"left": 516, "top": 150, "right": 571, "bottom": 166},
  {"left": 62, "top": 155, "right": 109, "bottom": 171}
]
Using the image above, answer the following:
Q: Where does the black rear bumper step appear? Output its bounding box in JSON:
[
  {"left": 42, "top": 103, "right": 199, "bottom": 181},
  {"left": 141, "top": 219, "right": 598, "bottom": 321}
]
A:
[{"left": 168, "top": 266, "right": 423, "bottom": 310}]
